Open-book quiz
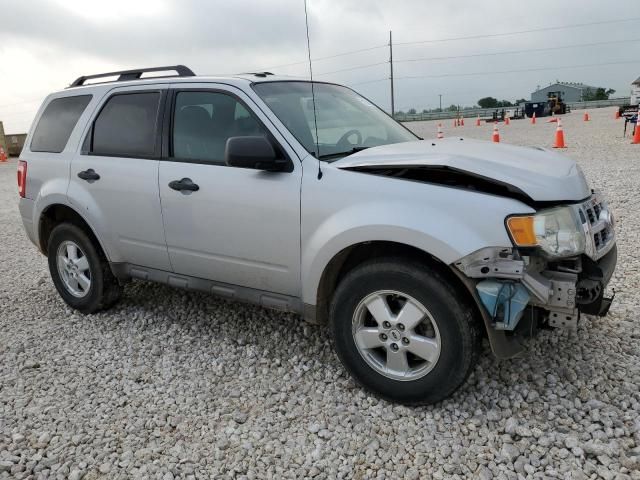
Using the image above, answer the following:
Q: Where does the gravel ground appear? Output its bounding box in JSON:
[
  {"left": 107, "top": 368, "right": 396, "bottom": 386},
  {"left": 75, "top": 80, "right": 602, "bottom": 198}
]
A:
[{"left": 1, "top": 106, "right": 639, "bottom": 479}]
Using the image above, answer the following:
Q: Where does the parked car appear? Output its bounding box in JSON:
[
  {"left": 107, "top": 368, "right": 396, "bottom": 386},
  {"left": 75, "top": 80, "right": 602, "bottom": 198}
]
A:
[{"left": 17, "top": 66, "right": 617, "bottom": 404}]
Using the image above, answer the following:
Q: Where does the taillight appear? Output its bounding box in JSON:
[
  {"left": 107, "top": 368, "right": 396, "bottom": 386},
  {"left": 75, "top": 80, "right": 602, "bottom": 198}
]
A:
[{"left": 17, "top": 160, "right": 27, "bottom": 198}]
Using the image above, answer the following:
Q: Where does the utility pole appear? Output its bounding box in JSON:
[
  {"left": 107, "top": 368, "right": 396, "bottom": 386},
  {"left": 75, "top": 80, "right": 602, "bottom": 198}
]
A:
[
  {"left": 389, "top": 30, "right": 395, "bottom": 118},
  {"left": 439, "top": 94, "right": 442, "bottom": 112}
]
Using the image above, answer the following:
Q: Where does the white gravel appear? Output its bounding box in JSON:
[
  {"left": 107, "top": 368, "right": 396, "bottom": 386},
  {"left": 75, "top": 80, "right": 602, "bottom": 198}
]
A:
[{"left": 1, "top": 106, "right": 639, "bottom": 479}]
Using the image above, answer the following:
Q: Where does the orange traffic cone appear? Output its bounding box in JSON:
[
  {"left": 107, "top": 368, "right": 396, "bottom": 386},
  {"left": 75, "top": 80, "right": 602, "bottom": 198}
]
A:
[
  {"left": 615, "top": 110, "right": 621, "bottom": 119},
  {"left": 492, "top": 124, "right": 500, "bottom": 143},
  {"left": 437, "top": 123, "right": 444, "bottom": 139},
  {"left": 476, "top": 115, "right": 481, "bottom": 126},
  {"left": 460, "top": 116, "right": 465, "bottom": 126},
  {"left": 531, "top": 112, "right": 536, "bottom": 124},
  {"left": 505, "top": 116, "right": 510, "bottom": 126},
  {"left": 553, "top": 119, "right": 567, "bottom": 148},
  {"left": 0, "top": 147, "right": 6, "bottom": 162},
  {"left": 632, "top": 109, "right": 640, "bottom": 144},
  {"left": 583, "top": 112, "right": 590, "bottom": 122},
  {"left": 453, "top": 119, "right": 457, "bottom": 128}
]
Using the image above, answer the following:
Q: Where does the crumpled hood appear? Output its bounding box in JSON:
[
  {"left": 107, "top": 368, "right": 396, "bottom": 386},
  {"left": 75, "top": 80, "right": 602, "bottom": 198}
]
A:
[{"left": 334, "top": 138, "right": 590, "bottom": 203}]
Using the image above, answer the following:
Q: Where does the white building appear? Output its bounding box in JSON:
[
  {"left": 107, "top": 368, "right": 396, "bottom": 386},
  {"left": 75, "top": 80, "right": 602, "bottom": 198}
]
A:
[
  {"left": 631, "top": 76, "right": 640, "bottom": 105},
  {"left": 531, "top": 82, "right": 599, "bottom": 103}
]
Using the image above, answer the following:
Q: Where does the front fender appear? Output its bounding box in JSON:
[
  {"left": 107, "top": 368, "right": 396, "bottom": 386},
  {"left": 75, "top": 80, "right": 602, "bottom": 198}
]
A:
[{"left": 301, "top": 166, "right": 535, "bottom": 306}]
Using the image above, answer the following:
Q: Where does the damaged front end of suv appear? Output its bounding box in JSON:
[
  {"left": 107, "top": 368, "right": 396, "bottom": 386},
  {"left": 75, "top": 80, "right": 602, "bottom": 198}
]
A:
[
  {"left": 336, "top": 138, "right": 617, "bottom": 360},
  {"left": 453, "top": 190, "right": 617, "bottom": 358}
]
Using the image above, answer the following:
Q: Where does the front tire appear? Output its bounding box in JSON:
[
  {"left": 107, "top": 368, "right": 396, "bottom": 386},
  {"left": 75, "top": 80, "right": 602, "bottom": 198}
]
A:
[
  {"left": 330, "top": 258, "right": 480, "bottom": 405},
  {"left": 47, "top": 223, "right": 122, "bottom": 314}
]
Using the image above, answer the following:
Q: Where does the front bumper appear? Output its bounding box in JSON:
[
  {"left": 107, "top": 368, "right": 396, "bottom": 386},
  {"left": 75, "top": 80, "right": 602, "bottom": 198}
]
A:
[
  {"left": 452, "top": 242, "right": 618, "bottom": 359},
  {"left": 576, "top": 243, "right": 617, "bottom": 316},
  {"left": 455, "top": 242, "right": 618, "bottom": 334}
]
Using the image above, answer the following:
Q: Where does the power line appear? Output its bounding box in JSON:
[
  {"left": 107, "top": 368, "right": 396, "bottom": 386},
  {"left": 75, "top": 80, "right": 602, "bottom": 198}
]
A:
[
  {"left": 250, "top": 43, "right": 387, "bottom": 71},
  {"left": 349, "top": 59, "right": 638, "bottom": 86},
  {"left": 395, "top": 17, "right": 640, "bottom": 46},
  {"left": 315, "top": 37, "right": 640, "bottom": 77},
  {"left": 350, "top": 77, "right": 389, "bottom": 86},
  {"left": 397, "top": 38, "right": 640, "bottom": 64},
  {"left": 263, "top": 16, "right": 640, "bottom": 73},
  {"left": 396, "top": 60, "right": 639, "bottom": 81},
  {"left": 316, "top": 61, "right": 388, "bottom": 76},
  {"left": 257, "top": 16, "right": 640, "bottom": 85}
]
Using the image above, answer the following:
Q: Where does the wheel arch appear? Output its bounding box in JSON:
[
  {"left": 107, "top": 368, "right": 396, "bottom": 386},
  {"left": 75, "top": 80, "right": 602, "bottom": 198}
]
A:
[
  {"left": 38, "top": 203, "right": 110, "bottom": 263},
  {"left": 309, "top": 240, "right": 483, "bottom": 329}
]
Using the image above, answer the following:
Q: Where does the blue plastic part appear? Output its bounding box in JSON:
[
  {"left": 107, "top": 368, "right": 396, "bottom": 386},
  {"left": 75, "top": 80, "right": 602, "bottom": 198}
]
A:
[{"left": 476, "top": 280, "right": 531, "bottom": 331}]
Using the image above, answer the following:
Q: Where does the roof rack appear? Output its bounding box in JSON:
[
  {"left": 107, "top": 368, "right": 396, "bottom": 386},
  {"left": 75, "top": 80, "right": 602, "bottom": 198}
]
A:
[
  {"left": 69, "top": 65, "right": 196, "bottom": 88},
  {"left": 243, "top": 72, "right": 274, "bottom": 78}
]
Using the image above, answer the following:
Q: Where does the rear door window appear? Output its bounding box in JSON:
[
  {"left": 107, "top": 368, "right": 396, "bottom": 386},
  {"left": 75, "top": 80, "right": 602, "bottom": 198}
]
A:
[
  {"left": 91, "top": 92, "right": 161, "bottom": 157},
  {"left": 30, "top": 95, "right": 92, "bottom": 153}
]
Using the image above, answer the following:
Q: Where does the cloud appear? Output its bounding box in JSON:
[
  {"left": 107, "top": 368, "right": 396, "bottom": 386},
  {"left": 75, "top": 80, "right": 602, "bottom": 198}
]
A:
[{"left": 0, "top": 0, "right": 638, "bottom": 132}]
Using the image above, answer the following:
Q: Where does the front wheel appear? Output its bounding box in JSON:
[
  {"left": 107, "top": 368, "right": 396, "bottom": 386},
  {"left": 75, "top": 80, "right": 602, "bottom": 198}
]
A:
[{"left": 330, "top": 258, "right": 481, "bottom": 405}]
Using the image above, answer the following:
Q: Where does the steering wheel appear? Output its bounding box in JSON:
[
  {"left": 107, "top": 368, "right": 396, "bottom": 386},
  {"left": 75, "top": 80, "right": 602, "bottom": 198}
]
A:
[{"left": 336, "top": 129, "right": 363, "bottom": 149}]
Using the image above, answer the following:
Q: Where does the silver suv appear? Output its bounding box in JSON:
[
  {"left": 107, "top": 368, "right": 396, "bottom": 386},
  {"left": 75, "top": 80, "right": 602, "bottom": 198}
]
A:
[{"left": 18, "top": 65, "right": 617, "bottom": 404}]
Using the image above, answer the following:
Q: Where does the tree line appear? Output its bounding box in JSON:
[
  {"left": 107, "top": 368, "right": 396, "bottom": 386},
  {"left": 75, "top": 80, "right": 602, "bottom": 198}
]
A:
[{"left": 396, "top": 87, "right": 616, "bottom": 115}]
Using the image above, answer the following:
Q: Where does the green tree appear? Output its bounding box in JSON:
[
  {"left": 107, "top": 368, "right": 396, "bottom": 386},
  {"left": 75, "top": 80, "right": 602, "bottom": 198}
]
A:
[
  {"left": 582, "top": 87, "right": 616, "bottom": 101},
  {"left": 408, "top": 108, "right": 417, "bottom": 115},
  {"left": 447, "top": 104, "right": 458, "bottom": 112},
  {"left": 478, "top": 97, "right": 499, "bottom": 108}
]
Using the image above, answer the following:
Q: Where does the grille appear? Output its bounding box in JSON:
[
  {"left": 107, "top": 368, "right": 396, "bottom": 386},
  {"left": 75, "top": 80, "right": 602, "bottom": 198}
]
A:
[{"left": 577, "top": 192, "right": 615, "bottom": 260}]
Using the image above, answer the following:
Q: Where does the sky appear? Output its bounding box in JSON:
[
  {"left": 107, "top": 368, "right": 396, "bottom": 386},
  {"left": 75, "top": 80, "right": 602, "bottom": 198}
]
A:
[{"left": 0, "top": 0, "right": 639, "bottom": 133}]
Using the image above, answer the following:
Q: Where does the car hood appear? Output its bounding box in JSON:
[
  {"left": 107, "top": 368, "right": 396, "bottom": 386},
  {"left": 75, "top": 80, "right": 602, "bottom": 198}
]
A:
[{"left": 333, "top": 138, "right": 590, "bottom": 204}]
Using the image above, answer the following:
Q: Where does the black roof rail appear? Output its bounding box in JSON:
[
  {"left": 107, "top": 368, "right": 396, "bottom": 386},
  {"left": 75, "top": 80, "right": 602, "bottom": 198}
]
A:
[
  {"left": 243, "top": 72, "right": 275, "bottom": 78},
  {"left": 68, "top": 65, "right": 196, "bottom": 88}
]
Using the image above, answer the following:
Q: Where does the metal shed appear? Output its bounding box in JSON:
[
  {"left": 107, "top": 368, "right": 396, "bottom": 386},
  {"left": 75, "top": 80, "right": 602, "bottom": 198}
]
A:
[{"left": 531, "top": 82, "right": 598, "bottom": 103}]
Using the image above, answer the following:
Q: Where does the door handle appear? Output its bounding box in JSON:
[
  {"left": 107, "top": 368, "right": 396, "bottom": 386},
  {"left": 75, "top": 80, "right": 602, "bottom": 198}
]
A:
[
  {"left": 77, "top": 169, "right": 100, "bottom": 181},
  {"left": 169, "top": 178, "right": 200, "bottom": 192}
]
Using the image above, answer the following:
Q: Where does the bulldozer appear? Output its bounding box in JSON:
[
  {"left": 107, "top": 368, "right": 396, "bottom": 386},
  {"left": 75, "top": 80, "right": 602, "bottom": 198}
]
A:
[{"left": 524, "top": 91, "right": 568, "bottom": 118}]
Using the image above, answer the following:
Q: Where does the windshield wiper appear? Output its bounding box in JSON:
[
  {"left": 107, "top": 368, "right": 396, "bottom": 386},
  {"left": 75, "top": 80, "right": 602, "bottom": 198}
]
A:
[{"left": 318, "top": 146, "right": 370, "bottom": 160}]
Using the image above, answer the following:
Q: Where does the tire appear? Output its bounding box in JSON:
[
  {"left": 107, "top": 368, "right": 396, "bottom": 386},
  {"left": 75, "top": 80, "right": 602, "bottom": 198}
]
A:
[
  {"left": 47, "top": 223, "right": 122, "bottom": 314},
  {"left": 330, "top": 258, "right": 481, "bottom": 405}
]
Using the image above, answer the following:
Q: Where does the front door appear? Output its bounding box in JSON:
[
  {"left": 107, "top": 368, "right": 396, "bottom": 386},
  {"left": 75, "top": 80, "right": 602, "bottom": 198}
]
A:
[
  {"left": 158, "top": 85, "right": 301, "bottom": 296},
  {"left": 68, "top": 85, "right": 171, "bottom": 270}
]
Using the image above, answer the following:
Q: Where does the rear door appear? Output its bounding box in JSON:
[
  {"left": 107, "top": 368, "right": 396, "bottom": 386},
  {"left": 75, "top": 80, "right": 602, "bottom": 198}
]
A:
[
  {"left": 68, "top": 84, "right": 171, "bottom": 270},
  {"left": 158, "top": 84, "right": 302, "bottom": 296}
]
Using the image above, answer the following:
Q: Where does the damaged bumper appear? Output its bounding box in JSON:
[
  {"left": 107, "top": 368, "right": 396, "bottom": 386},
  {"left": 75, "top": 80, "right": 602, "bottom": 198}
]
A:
[{"left": 455, "top": 243, "right": 617, "bottom": 334}]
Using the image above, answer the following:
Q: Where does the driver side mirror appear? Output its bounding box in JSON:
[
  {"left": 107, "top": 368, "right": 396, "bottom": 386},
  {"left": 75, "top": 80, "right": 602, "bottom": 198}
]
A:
[{"left": 224, "top": 136, "right": 290, "bottom": 172}]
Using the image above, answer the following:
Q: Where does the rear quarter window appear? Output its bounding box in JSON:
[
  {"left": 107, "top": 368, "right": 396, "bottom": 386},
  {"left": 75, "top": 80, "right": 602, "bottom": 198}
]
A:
[{"left": 30, "top": 95, "right": 92, "bottom": 153}]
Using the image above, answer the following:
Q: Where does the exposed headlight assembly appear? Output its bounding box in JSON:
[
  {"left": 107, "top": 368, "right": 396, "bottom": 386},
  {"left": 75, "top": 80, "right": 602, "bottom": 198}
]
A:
[{"left": 506, "top": 206, "right": 585, "bottom": 258}]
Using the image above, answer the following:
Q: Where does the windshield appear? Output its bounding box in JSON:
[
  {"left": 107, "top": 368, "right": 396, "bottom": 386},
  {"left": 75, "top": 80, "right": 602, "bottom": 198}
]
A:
[{"left": 252, "top": 81, "right": 418, "bottom": 160}]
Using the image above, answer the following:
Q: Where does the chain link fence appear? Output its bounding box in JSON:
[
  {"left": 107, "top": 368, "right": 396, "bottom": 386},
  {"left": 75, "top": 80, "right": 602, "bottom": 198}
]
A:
[{"left": 395, "top": 97, "right": 632, "bottom": 122}]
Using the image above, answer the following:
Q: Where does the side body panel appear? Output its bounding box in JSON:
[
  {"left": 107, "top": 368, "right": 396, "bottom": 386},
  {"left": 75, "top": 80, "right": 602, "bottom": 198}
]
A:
[
  {"left": 18, "top": 91, "right": 103, "bottom": 245},
  {"left": 300, "top": 162, "right": 535, "bottom": 306},
  {"left": 158, "top": 82, "right": 303, "bottom": 296},
  {"left": 67, "top": 84, "right": 171, "bottom": 269}
]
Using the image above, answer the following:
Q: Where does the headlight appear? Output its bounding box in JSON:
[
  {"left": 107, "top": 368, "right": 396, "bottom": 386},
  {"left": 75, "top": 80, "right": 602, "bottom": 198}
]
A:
[{"left": 506, "top": 206, "right": 585, "bottom": 258}]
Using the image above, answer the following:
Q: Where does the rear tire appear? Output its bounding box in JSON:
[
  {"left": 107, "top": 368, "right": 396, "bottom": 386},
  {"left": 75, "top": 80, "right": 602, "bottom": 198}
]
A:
[
  {"left": 330, "top": 258, "right": 480, "bottom": 405},
  {"left": 47, "top": 223, "right": 122, "bottom": 314}
]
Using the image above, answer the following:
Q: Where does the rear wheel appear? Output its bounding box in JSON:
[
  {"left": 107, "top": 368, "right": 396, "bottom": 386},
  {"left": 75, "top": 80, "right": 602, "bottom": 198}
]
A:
[
  {"left": 330, "top": 258, "right": 480, "bottom": 405},
  {"left": 47, "top": 223, "right": 122, "bottom": 313}
]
